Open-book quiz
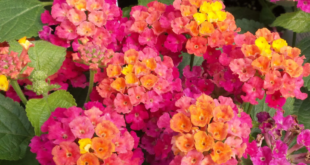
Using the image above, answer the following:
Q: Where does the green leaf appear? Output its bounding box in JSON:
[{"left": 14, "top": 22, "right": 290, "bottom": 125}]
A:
[
  {"left": 259, "top": 7, "right": 276, "bottom": 25},
  {"left": 226, "top": 7, "right": 260, "bottom": 21},
  {"left": 0, "top": 147, "right": 39, "bottom": 165},
  {"left": 28, "top": 41, "right": 66, "bottom": 76},
  {"left": 296, "top": 37, "right": 310, "bottom": 63},
  {"left": 138, "top": 0, "right": 173, "bottom": 6},
  {"left": 251, "top": 95, "right": 295, "bottom": 120},
  {"left": 26, "top": 90, "right": 77, "bottom": 136},
  {"left": 303, "top": 76, "right": 310, "bottom": 91},
  {"left": 178, "top": 53, "right": 204, "bottom": 77},
  {"left": 0, "top": 0, "right": 44, "bottom": 42},
  {"left": 123, "top": 6, "right": 133, "bottom": 18},
  {"left": 0, "top": 94, "right": 34, "bottom": 160},
  {"left": 236, "top": 19, "right": 265, "bottom": 34},
  {"left": 8, "top": 40, "right": 23, "bottom": 55},
  {"left": 272, "top": 11, "right": 310, "bottom": 33},
  {"left": 293, "top": 89, "right": 310, "bottom": 129}
]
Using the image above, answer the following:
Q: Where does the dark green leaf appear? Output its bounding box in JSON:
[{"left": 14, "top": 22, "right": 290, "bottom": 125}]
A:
[
  {"left": 236, "top": 19, "right": 265, "bottom": 34},
  {"left": 226, "top": 7, "right": 260, "bottom": 21},
  {"left": 138, "top": 0, "right": 173, "bottom": 6},
  {"left": 0, "top": 94, "right": 34, "bottom": 160},
  {"left": 123, "top": 6, "right": 133, "bottom": 18},
  {"left": 259, "top": 7, "right": 276, "bottom": 25},
  {"left": 26, "top": 90, "right": 77, "bottom": 135},
  {"left": 303, "top": 76, "right": 310, "bottom": 91},
  {"left": 28, "top": 41, "right": 66, "bottom": 76},
  {"left": 296, "top": 37, "right": 310, "bottom": 63},
  {"left": 0, "top": 147, "right": 39, "bottom": 165},
  {"left": 0, "top": 0, "right": 44, "bottom": 42},
  {"left": 293, "top": 89, "right": 310, "bottom": 129},
  {"left": 272, "top": 11, "right": 310, "bottom": 33}
]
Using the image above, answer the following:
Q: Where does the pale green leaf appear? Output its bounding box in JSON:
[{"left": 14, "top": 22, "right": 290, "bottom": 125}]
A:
[
  {"left": 138, "top": 0, "right": 173, "bottom": 6},
  {"left": 272, "top": 11, "right": 310, "bottom": 33},
  {"left": 0, "top": 0, "right": 44, "bottom": 42},
  {"left": 236, "top": 19, "right": 265, "bottom": 34},
  {"left": 0, "top": 94, "right": 34, "bottom": 160},
  {"left": 28, "top": 41, "right": 66, "bottom": 76},
  {"left": 8, "top": 40, "right": 23, "bottom": 55},
  {"left": 26, "top": 90, "right": 77, "bottom": 135}
]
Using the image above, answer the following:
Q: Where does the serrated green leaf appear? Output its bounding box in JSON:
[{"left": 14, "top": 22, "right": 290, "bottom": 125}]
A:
[
  {"left": 226, "top": 7, "right": 260, "bottom": 21},
  {"left": 272, "top": 11, "right": 310, "bottom": 33},
  {"left": 0, "top": 147, "right": 39, "bottom": 165},
  {"left": 293, "top": 89, "right": 310, "bottom": 129},
  {"left": 138, "top": 0, "right": 173, "bottom": 6},
  {"left": 251, "top": 95, "right": 295, "bottom": 120},
  {"left": 0, "top": 94, "right": 34, "bottom": 160},
  {"left": 0, "top": 0, "right": 44, "bottom": 42},
  {"left": 236, "top": 19, "right": 265, "bottom": 34},
  {"left": 28, "top": 41, "right": 66, "bottom": 76},
  {"left": 26, "top": 90, "right": 77, "bottom": 135},
  {"left": 178, "top": 53, "right": 204, "bottom": 77},
  {"left": 296, "top": 37, "right": 310, "bottom": 63}
]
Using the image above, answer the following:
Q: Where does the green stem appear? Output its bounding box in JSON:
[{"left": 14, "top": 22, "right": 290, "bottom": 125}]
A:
[
  {"left": 190, "top": 55, "right": 195, "bottom": 71},
  {"left": 247, "top": 104, "right": 253, "bottom": 114},
  {"left": 41, "top": 2, "right": 53, "bottom": 6},
  {"left": 85, "top": 70, "right": 96, "bottom": 104},
  {"left": 292, "top": 2, "right": 297, "bottom": 47},
  {"left": 10, "top": 80, "right": 27, "bottom": 105}
]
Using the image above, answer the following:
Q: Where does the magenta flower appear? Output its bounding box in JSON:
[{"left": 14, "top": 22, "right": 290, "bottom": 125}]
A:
[
  {"left": 272, "top": 140, "right": 288, "bottom": 158},
  {"left": 297, "top": 0, "right": 310, "bottom": 13},
  {"left": 145, "top": 91, "right": 163, "bottom": 112},
  {"left": 181, "top": 150, "right": 203, "bottom": 165},
  {"left": 164, "top": 33, "right": 186, "bottom": 53},
  {"left": 265, "top": 91, "right": 286, "bottom": 111},
  {"left": 139, "top": 28, "right": 158, "bottom": 47},
  {"left": 241, "top": 76, "right": 264, "bottom": 104},
  {"left": 125, "top": 105, "right": 149, "bottom": 130},
  {"left": 251, "top": 146, "right": 272, "bottom": 165},
  {"left": 47, "top": 122, "right": 75, "bottom": 144}
]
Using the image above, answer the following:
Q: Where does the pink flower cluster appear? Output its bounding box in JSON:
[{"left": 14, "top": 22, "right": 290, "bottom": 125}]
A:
[
  {"left": 246, "top": 111, "right": 310, "bottom": 165},
  {"left": 30, "top": 102, "right": 144, "bottom": 165}
]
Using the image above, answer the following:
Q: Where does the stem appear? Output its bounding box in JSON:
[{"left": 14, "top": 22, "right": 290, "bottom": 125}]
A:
[
  {"left": 292, "top": 2, "right": 297, "bottom": 47},
  {"left": 246, "top": 104, "right": 253, "bottom": 114},
  {"left": 190, "top": 55, "right": 195, "bottom": 71},
  {"left": 41, "top": 2, "right": 53, "bottom": 6},
  {"left": 10, "top": 80, "right": 27, "bottom": 105},
  {"left": 85, "top": 70, "right": 96, "bottom": 104}
]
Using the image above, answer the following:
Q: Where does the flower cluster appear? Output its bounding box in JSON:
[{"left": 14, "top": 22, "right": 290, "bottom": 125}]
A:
[
  {"left": 169, "top": 94, "right": 252, "bottom": 164},
  {"left": 29, "top": 102, "right": 144, "bottom": 165},
  {"left": 39, "top": 0, "right": 122, "bottom": 49},
  {"left": 246, "top": 111, "right": 310, "bottom": 165},
  {"left": 172, "top": 0, "right": 239, "bottom": 56},
  {"left": 96, "top": 47, "right": 182, "bottom": 114},
  {"left": 0, "top": 37, "right": 34, "bottom": 80},
  {"left": 230, "top": 28, "right": 310, "bottom": 106}
]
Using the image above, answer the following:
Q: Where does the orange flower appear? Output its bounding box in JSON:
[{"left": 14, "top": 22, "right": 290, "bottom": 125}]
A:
[
  {"left": 186, "top": 36, "right": 208, "bottom": 57},
  {"left": 143, "top": 58, "right": 157, "bottom": 70},
  {"left": 271, "top": 52, "right": 285, "bottom": 69},
  {"left": 280, "top": 46, "right": 301, "bottom": 59},
  {"left": 125, "top": 73, "right": 139, "bottom": 85},
  {"left": 95, "top": 120, "right": 120, "bottom": 140},
  {"left": 217, "top": 21, "right": 228, "bottom": 32},
  {"left": 124, "top": 49, "right": 139, "bottom": 65},
  {"left": 91, "top": 137, "right": 115, "bottom": 160},
  {"left": 140, "top": 74, "right": 158, "bottom": 90},
  {"left": 251, "top": 56, "right": 270, "bottom": 74},
  {"left": 185, "top": 21, "right": 199, "bottom": 37},
  {"left": 111, "top": 77, "right": 126, "bottom": 93},
  {"left": 77, "top": 153, "right": 100, "bottom": 165},
  {"left": 194, "top": 131, "right": 214, "bottom": 152},
  {"left": 255, "top": 28, "right": 273, "bottom": 43},
  {"left": 284, "top": 59, "right": 303, "bottom": 78},
  {"left": 207, "top": 122, "right": 228, "bottom": 141},
  {"left": 189, "top": 104, "right": 212, "bottom": 127},
  {"left": 210, "top": 141, "right": 233, "bottom": 164},
  {"left": 170, "top": 113, "right": 192, "bottom": 133},
  {"left": 196, "top": 94, "right": 215, "bottom": 109},
  {"left": 213, "top": 105, "right": 234, "bottom": 122},
  {"left": 130, "top": 20, "right": 147, "bottom": 33},
  {"left": 189, "top": 0, "right": 202, "bottom": 8},
  {"left": 107, "top": 65, "right": 122, "bottom": 78},
  {"left": 241, "top": 45, "right": 260, "bottom": 59},
  {"left": 176, "top": 134, "right": 195, "bottom": 152},
  {"left": 135, "top": 62, "right": 151, "bottom": 76},
  {"left": 180, "top": 5, "right": 197, "bottom": 17},
  {"left": 199, "top": 21, "right": 215, "bottom": 36}
]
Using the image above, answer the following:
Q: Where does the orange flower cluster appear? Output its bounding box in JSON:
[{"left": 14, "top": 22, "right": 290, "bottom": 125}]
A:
[
  {"left": 170, "top": 94, "right": 240, "bottom": 164},
  {"left": 173, "top": 0, "right": 239, "bottom": 56}
]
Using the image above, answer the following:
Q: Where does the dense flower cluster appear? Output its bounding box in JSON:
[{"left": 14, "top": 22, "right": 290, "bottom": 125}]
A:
[
  {"left": 169, "top": 94, "right": 252, "bottom": 165},
  {"left": 246, "top": 111, "right": 310, "bottom": 165},
  {"left": 231, "top": 28, "right": 310, "bottom": 106},
  {"left": 30, "top": 102, "right": 144, "bottom": 165},
  {"left": 0, "top": 37, "right": 33, "bottom": 80}
]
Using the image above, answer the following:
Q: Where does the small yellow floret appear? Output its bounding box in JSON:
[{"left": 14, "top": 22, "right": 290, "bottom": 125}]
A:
[
  {"left": 193, "top": 13, "right": 207, "bottom": 25},
  {"left": 18, "top": 37, "right": 31, "bottom": 50},
  {"left": 272, "top": 38, "right": 288, "bottom": 52},
  {"left": 121, "top": 64, "right": 134, "bottom": 75},
  {"left": 78, "top": 138, "right": 92, "bottom": 154},
  {"left": 0, "top": 75, "right": 9, "bottom": 91}
]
